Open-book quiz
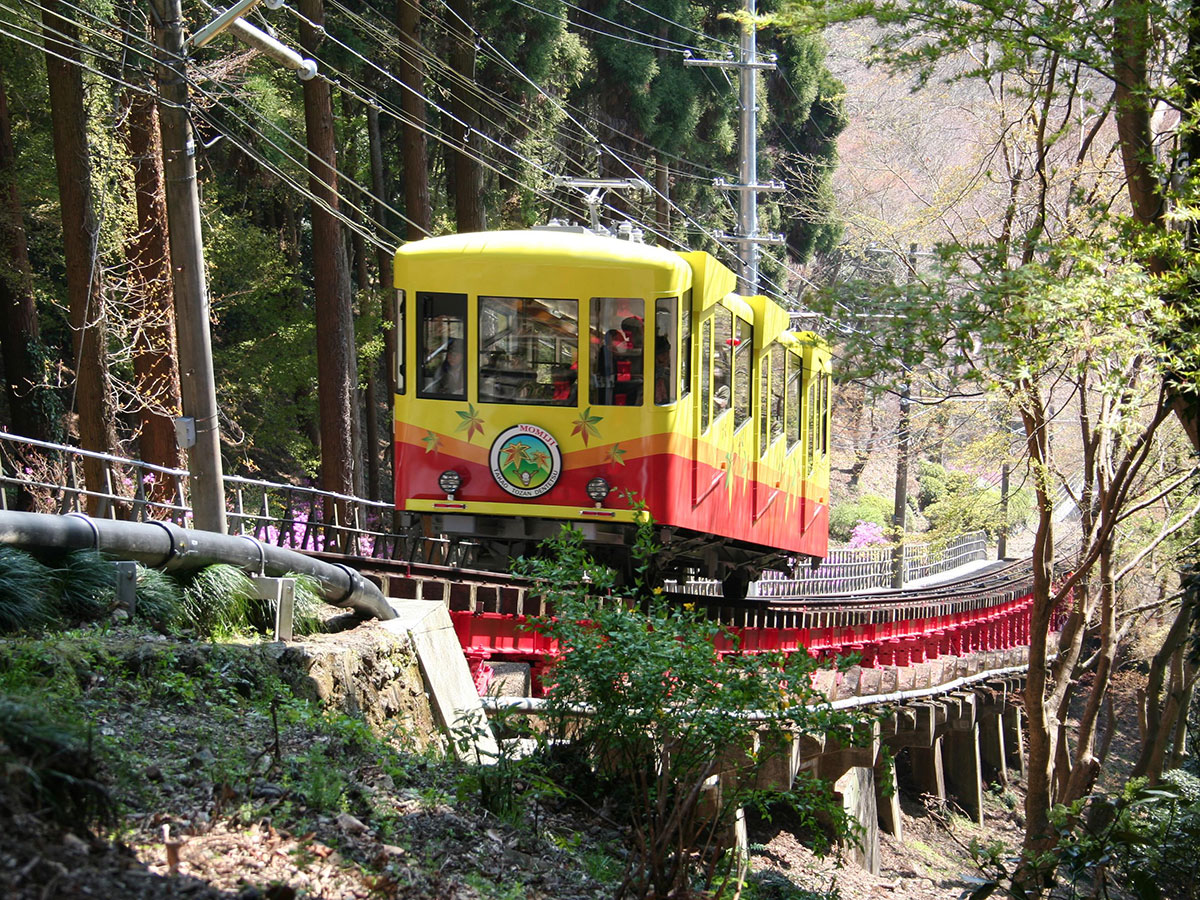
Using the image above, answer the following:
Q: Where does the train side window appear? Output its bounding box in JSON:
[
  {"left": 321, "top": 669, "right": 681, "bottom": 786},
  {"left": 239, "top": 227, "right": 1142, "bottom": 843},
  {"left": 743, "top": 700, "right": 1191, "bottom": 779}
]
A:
[
  {"left": 733, "top": 317, "right": 752, "bottom": 430},
  {"left": 654, "top": 297, "right": 677, "bottom": 405},
  {"left": 395, "top": 289, "right": 406, "bottom": 395},
  {"left": 590, "top": 297, "right": 644, "bottom": 406},
  {"left": 680, "top": 290, "right": 692, "bottom": 399},
  {"left": 478, "top": 296, "right": 578, "bottom": 406},
  {"left": 771, "top": 346, "right": 785, "bottom": 446},
  {"left": 806, "top": 381, "right": 817, "bottom": 472},
  {"left": 821, "top": 373, "right": 831, "bottom": 455},
  {"left": 417, "top": 292, "right": 467, "bottom": 400},
  {"left": 713, "top": 306, "right": 732, "bottom": 418},
  {"left": 700, "top": 318, "right": 713, "bottom": 432},
  {"left": 786, "top": 351, "right": 802, "bottom": 450},
  {"left": 759, "top": 349, "right": 770, "bottom": 457}
]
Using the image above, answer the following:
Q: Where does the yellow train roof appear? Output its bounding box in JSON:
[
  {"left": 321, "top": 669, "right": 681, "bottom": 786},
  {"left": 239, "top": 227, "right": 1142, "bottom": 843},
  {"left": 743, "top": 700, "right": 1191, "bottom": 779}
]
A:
[{"left": 394, "top": 228, "right": 692, "bottom": 272}]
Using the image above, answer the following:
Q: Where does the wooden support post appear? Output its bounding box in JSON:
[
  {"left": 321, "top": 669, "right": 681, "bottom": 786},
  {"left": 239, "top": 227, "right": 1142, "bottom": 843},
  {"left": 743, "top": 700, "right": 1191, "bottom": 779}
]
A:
[
  {"left": 909, "top": 735, "right": 946, "bottom": 801},
  {"left": 1003, "top": 703, "right": 1025, "bottom": 778},
  {"left": 944, "top": 723, "right": 984, "bottom": 825},
  {"left": 979, "top": 710, "right": 1008, "bottom": 787},
  {"left": 875, "top": 753, "right": 902, "bottom": 841},
  {"left": 835, "top": 767, "right": 881, "bottom": 875}
]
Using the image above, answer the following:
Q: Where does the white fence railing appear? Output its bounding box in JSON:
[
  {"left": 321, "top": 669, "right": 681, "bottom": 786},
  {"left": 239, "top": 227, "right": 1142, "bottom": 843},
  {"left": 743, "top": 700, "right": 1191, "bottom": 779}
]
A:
[{"left": 676, "top": 531, "right": 990, "bottom": 598}]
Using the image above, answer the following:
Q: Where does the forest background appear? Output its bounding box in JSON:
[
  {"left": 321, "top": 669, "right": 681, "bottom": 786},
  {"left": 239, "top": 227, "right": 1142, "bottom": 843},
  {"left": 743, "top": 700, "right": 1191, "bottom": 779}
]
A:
[{"left": 3, "top": 0, "right": 1200, "bottom": 893}]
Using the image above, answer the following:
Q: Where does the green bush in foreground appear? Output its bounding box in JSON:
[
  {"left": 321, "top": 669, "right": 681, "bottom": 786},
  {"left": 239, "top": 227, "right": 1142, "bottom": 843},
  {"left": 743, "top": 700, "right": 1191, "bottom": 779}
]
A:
[{"left": 512, "top": 523, "right": 868, "bottom": 900}]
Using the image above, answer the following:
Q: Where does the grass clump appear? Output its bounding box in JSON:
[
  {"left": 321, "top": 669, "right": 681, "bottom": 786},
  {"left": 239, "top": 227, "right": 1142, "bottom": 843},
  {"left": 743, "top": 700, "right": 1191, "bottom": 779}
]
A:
[
  {"left": 181, "top": 563, "right": 255, "bottom": 637},
  {"left": 0, "top": 695, "right": 112, "bottom": 827},
  {"left": 130, "top": 564, "right": 186, "bottom": 631},
  {"left": 0, "top": 547, "right": 54, "bottom": 631},
  {"left": 53, "top": 550, "right": 116, "bottom": 622}
]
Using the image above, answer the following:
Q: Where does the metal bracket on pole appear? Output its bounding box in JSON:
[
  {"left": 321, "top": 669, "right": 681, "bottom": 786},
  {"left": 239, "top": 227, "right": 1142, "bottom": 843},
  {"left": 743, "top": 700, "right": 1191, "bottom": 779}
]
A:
[
  {"left": 189, "top": 0, "right": 317, "bottom": 80},
  {"left": 251, "top": 575, "right": 296, "bottom": 642},
  {"left": 115, "top": 561, "right": 138, "bottom": 618},
  {"left": 190, "top": 0, "right": 263, "bottom": 49}
]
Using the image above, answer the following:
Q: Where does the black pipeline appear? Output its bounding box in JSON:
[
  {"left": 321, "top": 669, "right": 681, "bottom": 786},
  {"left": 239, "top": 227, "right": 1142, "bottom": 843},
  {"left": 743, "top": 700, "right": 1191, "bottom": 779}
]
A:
[{"left": 0, "top": 510, "right": 395, "bottom": 621}]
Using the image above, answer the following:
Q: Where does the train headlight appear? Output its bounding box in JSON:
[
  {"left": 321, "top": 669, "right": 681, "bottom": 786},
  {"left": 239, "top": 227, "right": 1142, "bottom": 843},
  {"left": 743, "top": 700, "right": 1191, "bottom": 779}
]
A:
[
  {"left": 438, "top": 469, "right": 462, "bottom": 496},
  {"left": 586, "top": 476, "right": 611, "bottom": 504}
]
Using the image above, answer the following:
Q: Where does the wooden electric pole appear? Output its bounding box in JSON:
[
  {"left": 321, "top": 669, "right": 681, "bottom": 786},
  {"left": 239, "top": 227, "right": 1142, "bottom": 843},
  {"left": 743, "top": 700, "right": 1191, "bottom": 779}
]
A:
[{"left": 150, "top": 0, "right": 227, "bottom": 533}]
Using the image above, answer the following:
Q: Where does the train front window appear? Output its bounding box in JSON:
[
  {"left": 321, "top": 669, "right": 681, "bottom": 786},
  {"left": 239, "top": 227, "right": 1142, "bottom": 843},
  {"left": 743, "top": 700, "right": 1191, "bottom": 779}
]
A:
[
  {"left": 478, "top": 296, "right": 578, "bottom": 406},
  {"left": 417, "top": 292, "right": 467, "bottom": 400},
  {"left": 590, "top": 297, "right": 644, "bottom": 406}
]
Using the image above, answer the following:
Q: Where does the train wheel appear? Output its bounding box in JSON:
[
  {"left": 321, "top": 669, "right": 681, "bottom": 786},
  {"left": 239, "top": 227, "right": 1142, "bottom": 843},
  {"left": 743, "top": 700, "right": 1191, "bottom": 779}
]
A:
[{"left": 721, "top": 567, "right": 752, "bottom": 603}]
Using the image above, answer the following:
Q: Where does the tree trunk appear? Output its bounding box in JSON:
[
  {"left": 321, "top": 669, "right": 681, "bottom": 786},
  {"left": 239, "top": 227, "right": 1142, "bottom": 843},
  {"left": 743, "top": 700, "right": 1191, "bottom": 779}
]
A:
[
  {"left": 1131, "top": 593, "right": 1196, "bottom": 780},
  {"left": 396, "top": 0, "right": 432, "bottom": 239},
  {"left": 122, "top": 85, "right": 183, "bottom": 504},
  {"left": 1061, "top": 539, "right": 1116, "bottom": 804},
  {"left": 445, "top": 0, "right": 487, "bottom": 232},
  {"left": 0, "top": 67, "right": 51, "bottom": 445},
  {"left": 1019, "top": 392, "right": 1059, "bottom": 868},
  {"left": 298, "top": 0, "right": 357, "bottom": 521},
  {"left": 41, "top": 0, "right": 118, "bottom": 512},
  {"left": 655, "top": 155, "right": 670, "bottom": 239}
]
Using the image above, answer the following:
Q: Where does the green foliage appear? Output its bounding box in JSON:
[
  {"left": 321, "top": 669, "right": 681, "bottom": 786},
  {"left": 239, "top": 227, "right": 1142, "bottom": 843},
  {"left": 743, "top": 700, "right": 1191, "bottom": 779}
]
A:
[
  {"left": 965, "top": 774, "right": 1200, "bottom": 899},
  {"left": 917, "top": 460, "right": 1031, "bottom": 540},
  {"left": 829, "top": 492, "right": 894, "bottom": 540},
  {"left": 512, "top": 521, "right": 864, "bottom": 899},
  {"left": 0, "top": 547, "right": 54, "bottom": 631}
]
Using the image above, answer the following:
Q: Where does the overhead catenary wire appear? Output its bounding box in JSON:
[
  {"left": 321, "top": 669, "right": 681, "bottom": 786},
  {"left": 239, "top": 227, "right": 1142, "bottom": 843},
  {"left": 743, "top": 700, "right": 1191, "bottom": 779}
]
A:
[{"left": 17, "top": 0, "right": 865, "bottom": 339}]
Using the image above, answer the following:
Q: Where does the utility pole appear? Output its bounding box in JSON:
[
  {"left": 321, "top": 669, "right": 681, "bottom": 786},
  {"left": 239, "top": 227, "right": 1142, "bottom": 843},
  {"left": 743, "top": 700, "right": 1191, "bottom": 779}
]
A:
[
  {"left": 997, "top": 461, "right": 1010, "bottom": 558},
  {"left": 684, "top": 0, "right": 783, "bottom": 295},
  {"left": 150, "top": 0, "right": 315, "bottom": 533},
  {"left": 890, "top": 244, "right": 918, "bottom": 588},
  {"left": 891, "top": 382, "right": 911, "bottom": 588},
  {"left": 151, "top": 0, "right": 226, "bottom": 533}
]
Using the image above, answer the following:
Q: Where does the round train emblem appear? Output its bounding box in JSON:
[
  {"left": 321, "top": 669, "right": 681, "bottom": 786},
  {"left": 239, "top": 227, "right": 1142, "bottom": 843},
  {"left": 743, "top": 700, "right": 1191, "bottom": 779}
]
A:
[{"left": 489, "top": 424, "right": 562, "bottom": 498}]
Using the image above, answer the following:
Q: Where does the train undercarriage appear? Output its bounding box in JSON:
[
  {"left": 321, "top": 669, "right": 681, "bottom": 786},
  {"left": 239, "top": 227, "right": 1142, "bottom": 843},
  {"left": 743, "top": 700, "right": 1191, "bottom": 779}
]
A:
[{"left": 406, "top": 511, "right": 809, "bottom": 601}]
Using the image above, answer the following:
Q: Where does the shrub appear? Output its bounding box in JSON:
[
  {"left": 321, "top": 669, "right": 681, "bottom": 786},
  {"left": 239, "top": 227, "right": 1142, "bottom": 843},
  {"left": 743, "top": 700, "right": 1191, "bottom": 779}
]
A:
[
  {"left": 0, "top": 696, "right": 112, "bottom": 827},
  {"left": 829, "top": 493, "right": 894, "bottom": 541},
  {"left": 848, "top": 520, "right": 890, "bottom": 548},
  {"left": 513, "top": 523, "right": 866, "bottom": 899},
  {"left": 130, "top": 564, "right": 186, "bottom": 631}
]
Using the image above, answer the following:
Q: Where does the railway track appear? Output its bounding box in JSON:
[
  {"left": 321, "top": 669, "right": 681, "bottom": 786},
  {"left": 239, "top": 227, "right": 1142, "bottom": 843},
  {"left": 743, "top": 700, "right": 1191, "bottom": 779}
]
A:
[{"left": 312, "top": 551, "right": 1042, "bottom": 694}]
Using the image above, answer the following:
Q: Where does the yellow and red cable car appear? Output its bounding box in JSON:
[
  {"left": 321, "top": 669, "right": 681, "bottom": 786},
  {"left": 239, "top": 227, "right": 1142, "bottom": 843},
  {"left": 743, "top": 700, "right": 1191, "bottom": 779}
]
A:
[{"left": 392, "top": 226, "right": 830, "bottom": 598}]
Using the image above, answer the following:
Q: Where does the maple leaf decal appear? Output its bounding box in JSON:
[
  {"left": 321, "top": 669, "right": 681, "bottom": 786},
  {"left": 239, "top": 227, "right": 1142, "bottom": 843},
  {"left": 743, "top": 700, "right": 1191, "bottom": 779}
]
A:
[
  {"left": 606, "top": 443, "right": 626, "bottom": 466},
  {"left": 455, "top": 404, "right": 485, "bottom": 442},
  {"left": 420, "top": 430, "right": 442, "bottom": 454},
  {"left": 571, "top": 407, "right": 603, "bottom": 445}
]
